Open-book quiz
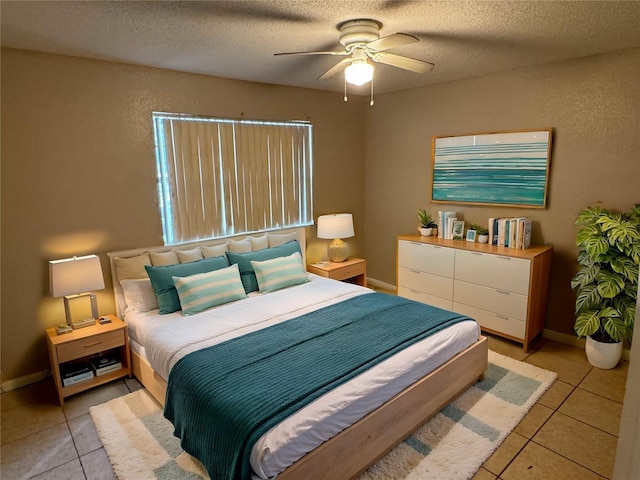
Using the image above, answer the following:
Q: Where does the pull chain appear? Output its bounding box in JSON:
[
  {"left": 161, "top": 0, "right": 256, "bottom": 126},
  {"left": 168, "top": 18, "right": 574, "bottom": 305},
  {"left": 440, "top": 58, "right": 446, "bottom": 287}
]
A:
[
  {"left": 344, "top": 75, "right": 348, "bottom": 102},
  {"left": 370, "top": 76, "right": 374, "bottom": 106}
]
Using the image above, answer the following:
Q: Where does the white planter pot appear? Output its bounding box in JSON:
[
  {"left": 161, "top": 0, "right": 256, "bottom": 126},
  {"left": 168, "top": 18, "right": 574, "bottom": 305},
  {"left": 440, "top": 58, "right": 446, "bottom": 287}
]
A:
[
  {"left": 419, "top": 228, "right": 433, "bottom": 236},
  {"left": 477, "top": 234, "right": 489, "bottom": 244},
  {"left": 585, "top": 335, "right": 623, "bottom": 369}
]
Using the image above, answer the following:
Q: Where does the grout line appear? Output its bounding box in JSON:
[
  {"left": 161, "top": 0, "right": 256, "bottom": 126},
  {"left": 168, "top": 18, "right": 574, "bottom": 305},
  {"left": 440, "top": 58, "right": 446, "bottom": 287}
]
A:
[{"left": 528, "top": 438, "right": 611, "bottom": 479}]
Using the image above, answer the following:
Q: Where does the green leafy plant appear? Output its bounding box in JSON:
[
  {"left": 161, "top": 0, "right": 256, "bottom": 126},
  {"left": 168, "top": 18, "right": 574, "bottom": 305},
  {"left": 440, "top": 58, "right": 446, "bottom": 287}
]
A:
[
  {"left": 470, "top": 223, "right": 489, "bottom": 236},
  {"left": 571, "top": 205, "right": 640, "bottom": 343},
  {"left": 418, "top": 209, "right": 437, "bottom": 228}
]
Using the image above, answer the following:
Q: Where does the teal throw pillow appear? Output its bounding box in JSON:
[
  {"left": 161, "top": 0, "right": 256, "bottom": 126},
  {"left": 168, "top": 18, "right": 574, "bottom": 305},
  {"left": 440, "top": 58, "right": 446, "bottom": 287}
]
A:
[
  {"left": 225, "top": 240, "right": 302, "bottom": 293},
  {"left": 145, "top": 256, "right": 229, "bottom": 314}
]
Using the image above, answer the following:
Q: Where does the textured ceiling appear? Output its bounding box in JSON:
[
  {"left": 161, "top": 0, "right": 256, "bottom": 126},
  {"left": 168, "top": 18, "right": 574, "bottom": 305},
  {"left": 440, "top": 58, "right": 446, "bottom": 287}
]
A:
[{"left": 2, "top": 1, "right": 639, "bottom": 95}]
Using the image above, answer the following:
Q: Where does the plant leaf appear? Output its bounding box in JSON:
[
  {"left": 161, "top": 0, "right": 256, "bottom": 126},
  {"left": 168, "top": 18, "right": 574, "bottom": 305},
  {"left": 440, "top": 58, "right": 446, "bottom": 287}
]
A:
[
  {"left": 595, "top": 270, "right": 625, "bottom": 298},
  {"left": 571, "top": 264, "right": 600, "bottom": 289},
  {"left": 583, "top": 235, "right": 610, "bottom": 257},
  {"left": 603, "top": 317, "right": 630, "bottom": 342},
  {"left": 574, "top": 310, "right": 601, "bottom": 337},
  {"left": 610, "top": 256, "right": 639, "bottom": 282},
  {"left": 575, "top": 283, "right": 602, "bottom": 313}
]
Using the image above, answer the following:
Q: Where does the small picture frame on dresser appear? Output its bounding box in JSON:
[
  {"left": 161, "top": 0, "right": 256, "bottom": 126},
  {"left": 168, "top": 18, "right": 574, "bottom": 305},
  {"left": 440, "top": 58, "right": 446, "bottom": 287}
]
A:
[{"left": 466, "top": 230, "right": 476, "bottom": 242}]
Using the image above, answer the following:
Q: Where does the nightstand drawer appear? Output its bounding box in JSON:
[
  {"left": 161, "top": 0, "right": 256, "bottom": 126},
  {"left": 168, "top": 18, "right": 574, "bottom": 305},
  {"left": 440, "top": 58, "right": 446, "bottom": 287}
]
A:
[
  {"left": 57, "top": 330, "right": 124, "bottom": 363},
  {"left": 331, "top": 262, "right": 365, "bottom": 281}
]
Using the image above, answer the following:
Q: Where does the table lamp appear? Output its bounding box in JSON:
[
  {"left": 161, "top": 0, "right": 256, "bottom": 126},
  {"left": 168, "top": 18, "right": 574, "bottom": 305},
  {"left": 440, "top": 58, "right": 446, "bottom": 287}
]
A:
[
  {"left": 49, "top": 254, "right": 105, "bottom": 329},
  {"left": 317, "top": 213, "right": 355, "bottom": 263}
]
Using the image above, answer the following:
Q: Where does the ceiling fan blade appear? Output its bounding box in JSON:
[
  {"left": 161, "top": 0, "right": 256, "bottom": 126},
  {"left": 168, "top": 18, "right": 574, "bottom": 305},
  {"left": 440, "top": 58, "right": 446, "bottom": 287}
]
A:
[
  {"left": 318, "top": 58, "right": 352, "bottom": 80},
  {"left": 274, "top": 50, "right": 348, "bottom": 57},
  {"left": 366, "top": 33, "right": 418, "bottom": 52},
  {"left": 372, "top": 52, "right": 434, "bottom": 73}
]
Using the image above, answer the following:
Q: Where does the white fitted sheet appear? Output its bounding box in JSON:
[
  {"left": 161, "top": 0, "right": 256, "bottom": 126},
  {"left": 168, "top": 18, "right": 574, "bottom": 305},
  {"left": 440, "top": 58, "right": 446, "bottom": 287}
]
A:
[{"left": 125, "top": 274, "right": 480, "bottom": 479}]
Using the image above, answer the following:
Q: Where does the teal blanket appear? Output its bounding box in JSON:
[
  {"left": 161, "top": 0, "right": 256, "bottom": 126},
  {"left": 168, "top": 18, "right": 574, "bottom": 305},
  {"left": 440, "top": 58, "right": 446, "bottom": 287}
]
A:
[{"left": 164, "top": 293, "right": 472, "bottom": 480}]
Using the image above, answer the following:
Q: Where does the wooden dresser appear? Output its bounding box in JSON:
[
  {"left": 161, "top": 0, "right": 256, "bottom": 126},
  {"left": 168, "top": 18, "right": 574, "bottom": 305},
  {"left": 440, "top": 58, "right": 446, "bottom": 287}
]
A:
[{"left": 397, "top": 235, "right": 553, "bottom": 352}]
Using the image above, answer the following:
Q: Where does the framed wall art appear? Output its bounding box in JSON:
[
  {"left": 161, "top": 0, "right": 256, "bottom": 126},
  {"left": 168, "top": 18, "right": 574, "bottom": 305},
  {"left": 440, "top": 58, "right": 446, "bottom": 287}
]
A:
[{"left": 431, "top": 129, "right": 552, "bottom": 208}]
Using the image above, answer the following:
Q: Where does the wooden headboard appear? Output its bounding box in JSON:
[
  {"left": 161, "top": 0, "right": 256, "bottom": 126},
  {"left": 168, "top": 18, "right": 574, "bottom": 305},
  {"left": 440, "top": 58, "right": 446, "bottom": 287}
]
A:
[{"left": 107, "top": 227, "right": 307, "bottom": 318}]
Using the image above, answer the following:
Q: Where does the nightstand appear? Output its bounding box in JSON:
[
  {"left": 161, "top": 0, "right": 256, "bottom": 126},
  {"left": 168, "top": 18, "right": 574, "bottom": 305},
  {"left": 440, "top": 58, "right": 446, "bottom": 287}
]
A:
[
  {"left": 46, "top": 314, "right": 131, "bottom": 405},
  {"left": 307, "top": 257, "right": 367, "bottom": 286}
]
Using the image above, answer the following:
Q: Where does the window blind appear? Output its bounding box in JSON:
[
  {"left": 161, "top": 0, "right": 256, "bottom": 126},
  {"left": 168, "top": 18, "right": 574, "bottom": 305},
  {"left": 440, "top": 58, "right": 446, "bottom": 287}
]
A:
[{"left": 153, "top": 113, "right": 313, "bottom": 245}]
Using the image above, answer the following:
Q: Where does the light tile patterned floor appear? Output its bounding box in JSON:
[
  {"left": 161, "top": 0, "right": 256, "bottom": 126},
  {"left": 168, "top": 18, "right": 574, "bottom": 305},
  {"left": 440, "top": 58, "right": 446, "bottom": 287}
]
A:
[{"left": 0, "top": 334, "right": 627, "bottom": 479}]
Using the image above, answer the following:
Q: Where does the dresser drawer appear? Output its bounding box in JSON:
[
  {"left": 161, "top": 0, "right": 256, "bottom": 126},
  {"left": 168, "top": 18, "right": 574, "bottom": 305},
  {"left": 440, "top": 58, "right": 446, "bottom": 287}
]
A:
[
  {"left": 398, "top": 240, "right": 454, "bottom": 277},
  {"left": 454, "top": 250, "right": 530, "bottom": 295},
  {"left": 398, "top": 267, "right": 453, "bottom": 300},
  {"left": 453, "top": 302, "right": 525, "bottom": 339},
  {"left": 398, "top": 287, "right": 453, "bottom": 311},
  {"left": 454, "top": 280, "right": 528, "bottom": 321},
  {"left": 57, "top": 330, "right": 125, "bottom": 363}
]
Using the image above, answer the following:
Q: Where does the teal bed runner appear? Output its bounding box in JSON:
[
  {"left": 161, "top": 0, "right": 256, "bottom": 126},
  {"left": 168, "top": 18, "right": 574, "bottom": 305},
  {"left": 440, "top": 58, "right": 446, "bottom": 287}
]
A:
[{"left": 164, "top": 292, "right": 473, "bottom": 480}]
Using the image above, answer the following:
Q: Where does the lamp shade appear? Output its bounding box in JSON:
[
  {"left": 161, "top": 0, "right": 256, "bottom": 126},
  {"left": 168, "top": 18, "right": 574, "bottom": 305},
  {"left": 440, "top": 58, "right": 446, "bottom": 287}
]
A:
[
  {"left": 317, "top": 213, "right": 354, "bottom": 240},
  {"left": 49, "top": 255, "right": 105, "bottom": 297}
]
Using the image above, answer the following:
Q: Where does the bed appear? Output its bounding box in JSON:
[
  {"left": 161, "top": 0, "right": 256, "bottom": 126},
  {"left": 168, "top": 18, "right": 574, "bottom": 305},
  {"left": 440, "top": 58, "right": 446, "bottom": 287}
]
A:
[{"left": 108, "top": 227, "right": 488, "bottom": 480}]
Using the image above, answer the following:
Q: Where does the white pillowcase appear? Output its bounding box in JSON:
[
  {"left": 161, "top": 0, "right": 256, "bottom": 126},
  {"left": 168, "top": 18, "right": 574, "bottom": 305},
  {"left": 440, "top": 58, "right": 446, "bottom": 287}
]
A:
[
  {"left": 249, "top": 235, "right": 269, "bottom": 251},
  {"left": 268, "top": 232, "right": 299, "bottom": 248},
  {"left": 114, "top": 252, "right": 151, "bottom": 281},
  {"left": 176, "top": 247, "right": 204, "bottom": 263},
  {"left": 121, "top": 278, "right": 159, "bottom": 312},
  {"left": 149, "top": 250, "right": 180, "bottom": 266},
  {"left": 228, "top": 237, "right": 253, "bottom": 253},
  {"left": 201, "top": 243, "right": 228, "bottom": 258}
]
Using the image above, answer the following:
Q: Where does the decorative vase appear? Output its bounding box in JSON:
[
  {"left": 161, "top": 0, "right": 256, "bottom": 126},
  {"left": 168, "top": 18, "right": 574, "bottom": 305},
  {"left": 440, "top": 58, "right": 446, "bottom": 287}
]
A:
[
  {"left": 585, "top": 335, "right": 623, "bottom": 369},
  {"left": 477, "top": 234, "right": 489, "bottom": 244},
  {"left": 419, "top": 228, "right": 433, "bottom": 236}
]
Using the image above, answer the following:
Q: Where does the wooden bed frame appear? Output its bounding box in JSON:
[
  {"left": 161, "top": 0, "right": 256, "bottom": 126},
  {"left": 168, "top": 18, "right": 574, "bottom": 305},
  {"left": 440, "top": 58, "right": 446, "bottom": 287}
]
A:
[{"left": 108, "top": 227, "right": 489, "bottom": 479}]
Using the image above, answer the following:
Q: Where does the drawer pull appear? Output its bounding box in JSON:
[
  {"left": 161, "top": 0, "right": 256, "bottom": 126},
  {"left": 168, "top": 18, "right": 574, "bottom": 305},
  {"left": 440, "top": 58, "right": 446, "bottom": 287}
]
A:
[
  {"left": 410, "top": 269, "right": 421, "bottom": 274},
  {"left": 410, "top": 289, "right": 420, "bottom": 294},
  {"left": 432, "top": 246, "right": 441, "bottom": 249},
  {"left": 495, "top": 314, "right": 510, "bottom": 320},
  {"left": 410, "top": 242, "right": 422, "bottom": 246},
  {"left": 496, "top": 290, "right": 511, "bottom": 295},
  {"left": 497, "top": 256, "right": 511, "bottom": 260},
  {"left": 84, "top": 341, "right": 101, "bottom": 348},
  {"left": 471, "top": 252, "right": 482, "bottom": 256}
]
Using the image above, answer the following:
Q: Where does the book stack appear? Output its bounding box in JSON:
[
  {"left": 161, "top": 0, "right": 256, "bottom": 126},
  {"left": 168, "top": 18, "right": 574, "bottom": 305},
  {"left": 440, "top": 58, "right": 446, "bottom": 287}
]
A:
[
  {"left": 488, "top": 217, "right": 532, "bottom": 249},
  {"left": 438, "top": 211, "right": 458, "bottom": 239},
  {"left": 61, "top": 361, "right": 94, "bottom": 387},
  {"left": 90, "top": 355, "right": 122, "bottom": 376}
]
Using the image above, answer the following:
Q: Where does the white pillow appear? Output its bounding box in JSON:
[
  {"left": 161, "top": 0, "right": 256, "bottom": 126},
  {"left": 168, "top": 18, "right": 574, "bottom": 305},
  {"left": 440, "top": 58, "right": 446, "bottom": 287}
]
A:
[
  {"left": 121, "top": 278, "right": 158, "bottom": 312},
  {"left": 250, "top": 252, "right": 308, "bottom": 293},
  {"left": 201, "top": 243, "right": 228, "bottom": 258},
  {"left": 268, "top": 232, "right": 299, "bottom": 248},
  {"left": 173, "top": 264, "right": 247, "bottom": 315},
  {"left": 176, "top": 247, "right": 204, "bottom": 263},
  {"left": 250, "top": 235, "right": 269, "bottom": 251},
  {"left": 114, "top": 252, "right": 151, "bottom": 281},
  {"left": 149, "top": 250, "right": 179, "bottom": 266},
  {"left": 228, "top": 237, "right": 252, "bottom": 253}
]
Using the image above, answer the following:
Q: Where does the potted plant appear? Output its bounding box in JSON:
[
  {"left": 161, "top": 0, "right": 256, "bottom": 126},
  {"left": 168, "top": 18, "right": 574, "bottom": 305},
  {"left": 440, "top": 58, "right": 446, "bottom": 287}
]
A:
[
  {"left": 571, "top": 205, "right": 639, "bottom": 368},
  {"left": 418, "top": 209, "right": 437, "bottom": 236},
  {"left": 471, "top": 223, "right": 489, "bottom": 243}
]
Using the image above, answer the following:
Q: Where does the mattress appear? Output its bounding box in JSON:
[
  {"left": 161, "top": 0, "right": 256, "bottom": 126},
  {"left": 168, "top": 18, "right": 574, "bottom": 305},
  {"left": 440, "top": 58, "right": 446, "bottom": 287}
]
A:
[{"left": 124, "top": 274, "right": 480, "bottom": 479}]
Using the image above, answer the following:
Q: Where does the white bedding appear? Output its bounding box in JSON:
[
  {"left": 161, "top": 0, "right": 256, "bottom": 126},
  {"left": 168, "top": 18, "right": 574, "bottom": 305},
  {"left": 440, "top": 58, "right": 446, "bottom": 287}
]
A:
[{"left": 124, "top": 274, "right": 480, "bottom": 479}]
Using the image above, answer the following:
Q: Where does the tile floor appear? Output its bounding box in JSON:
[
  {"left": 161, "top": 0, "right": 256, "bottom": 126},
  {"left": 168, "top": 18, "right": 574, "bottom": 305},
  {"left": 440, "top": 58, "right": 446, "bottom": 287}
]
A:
[{"left": 0, "top": 334, "right": 627, "bottom": 480}]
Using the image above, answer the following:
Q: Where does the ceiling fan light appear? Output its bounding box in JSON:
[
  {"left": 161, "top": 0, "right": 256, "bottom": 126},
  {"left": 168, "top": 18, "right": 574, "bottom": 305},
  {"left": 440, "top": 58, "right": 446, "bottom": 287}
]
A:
[{"left": 345, "top": 61, "right": 373, "bottom": 86}]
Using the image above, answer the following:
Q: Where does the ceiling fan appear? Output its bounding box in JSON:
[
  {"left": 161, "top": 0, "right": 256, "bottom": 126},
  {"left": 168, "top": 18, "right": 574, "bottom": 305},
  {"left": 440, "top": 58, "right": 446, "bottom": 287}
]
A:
[{"left": 274, "top": 19, "right": 434, "bottom": 91}]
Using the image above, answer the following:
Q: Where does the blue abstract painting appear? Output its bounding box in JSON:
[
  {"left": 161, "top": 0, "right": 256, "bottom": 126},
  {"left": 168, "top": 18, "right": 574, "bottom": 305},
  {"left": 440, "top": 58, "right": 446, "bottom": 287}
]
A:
[{"left": 431, "top": 129, "right": 552, "bottom": 207}]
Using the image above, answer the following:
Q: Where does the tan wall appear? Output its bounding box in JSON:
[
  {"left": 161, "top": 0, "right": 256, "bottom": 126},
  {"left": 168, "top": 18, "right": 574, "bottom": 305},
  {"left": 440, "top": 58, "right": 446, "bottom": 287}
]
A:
[
  {"left": 364, "top": 48, "right": 640, "bottom": 337},
  {"left": 1, "top": 48, "right": 366, "bottom": 382}
]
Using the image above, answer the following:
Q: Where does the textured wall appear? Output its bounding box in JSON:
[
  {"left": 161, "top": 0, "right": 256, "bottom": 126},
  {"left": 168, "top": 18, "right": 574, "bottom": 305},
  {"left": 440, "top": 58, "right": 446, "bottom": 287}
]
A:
[
  {"left": 364, "top": 48, "right": 640, "bottom": 337},
  {"left": 1, "top": 48, "right": 366, "bottom": 382}
]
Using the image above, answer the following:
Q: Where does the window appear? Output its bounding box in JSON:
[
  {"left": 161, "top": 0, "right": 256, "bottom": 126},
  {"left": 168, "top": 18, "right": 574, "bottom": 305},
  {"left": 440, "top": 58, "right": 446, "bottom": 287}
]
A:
[{"left": 153, "top": 113, "right": 313, "bottom": 245}]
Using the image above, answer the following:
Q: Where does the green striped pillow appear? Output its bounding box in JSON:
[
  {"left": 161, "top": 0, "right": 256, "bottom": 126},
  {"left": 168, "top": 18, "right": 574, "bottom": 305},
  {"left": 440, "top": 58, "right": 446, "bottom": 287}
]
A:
[
  {"left": 250, "top": 252, "right": 308, "bottom": 293},
  {"left": 173, "top": 264, "right": 247, "bottom": 315}
]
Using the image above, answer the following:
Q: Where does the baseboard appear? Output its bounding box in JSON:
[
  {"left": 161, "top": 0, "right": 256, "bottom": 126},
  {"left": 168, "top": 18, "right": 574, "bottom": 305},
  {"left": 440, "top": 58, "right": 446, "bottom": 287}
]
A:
[
  {"left": 367, "top": 277, "right": 396, "bottom": 292},
  {"left": 1, "top": 370, "right": 49, "bottom": 392},
  {"left": 542, "top": 328, "right": 630, "bottom": 360}
]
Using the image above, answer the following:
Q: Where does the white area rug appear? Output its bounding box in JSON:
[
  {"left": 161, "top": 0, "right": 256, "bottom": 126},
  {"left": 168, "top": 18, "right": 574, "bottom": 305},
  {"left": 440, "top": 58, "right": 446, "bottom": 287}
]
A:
[{"left": 90, "top": 350, "right": 556, "bottom": 480}]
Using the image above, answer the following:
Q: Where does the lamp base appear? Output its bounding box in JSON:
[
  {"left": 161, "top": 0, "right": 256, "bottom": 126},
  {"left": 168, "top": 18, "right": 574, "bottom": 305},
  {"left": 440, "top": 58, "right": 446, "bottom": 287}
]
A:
[{"left": 328, "top": 238, "right": 349, "bottom": 263}]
